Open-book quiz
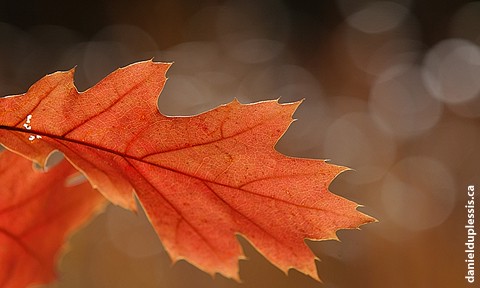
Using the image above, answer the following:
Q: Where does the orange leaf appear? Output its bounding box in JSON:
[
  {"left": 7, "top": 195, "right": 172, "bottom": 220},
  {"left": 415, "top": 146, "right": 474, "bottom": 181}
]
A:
[
  {"left": 0, "top": 60, "right": 375, "bottom": 280},
  {"left": 0, "top": 150, "right": 105, "bottom": 288}
]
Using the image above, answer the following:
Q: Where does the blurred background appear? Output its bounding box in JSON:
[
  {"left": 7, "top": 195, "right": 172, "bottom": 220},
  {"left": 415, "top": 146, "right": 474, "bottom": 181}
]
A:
[{"left": 1, "top": 0, "right": 479, "bottom": 287}]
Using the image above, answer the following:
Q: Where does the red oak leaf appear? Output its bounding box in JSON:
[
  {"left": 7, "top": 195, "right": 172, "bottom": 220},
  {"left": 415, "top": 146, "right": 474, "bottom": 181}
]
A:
[
  {"left": 0, "top": 60, "right": 375, "bottom": 280},
  {"left": 0, "top": 150, "right": 105, "bottom": 288}
]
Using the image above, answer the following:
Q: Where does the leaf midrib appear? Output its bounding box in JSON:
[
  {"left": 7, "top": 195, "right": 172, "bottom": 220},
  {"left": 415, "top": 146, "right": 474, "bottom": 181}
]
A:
[{"left": 0, "top": 126, "right": 341, "bottom": 214}]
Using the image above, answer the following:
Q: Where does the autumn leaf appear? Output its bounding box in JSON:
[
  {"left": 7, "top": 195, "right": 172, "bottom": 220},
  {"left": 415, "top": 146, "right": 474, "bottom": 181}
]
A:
[
  {"left": 0, "top": 60, "right": 375, "bottom": 280},
  {"left": 0, "top": 150, "right": 105, "bottom": 288}
]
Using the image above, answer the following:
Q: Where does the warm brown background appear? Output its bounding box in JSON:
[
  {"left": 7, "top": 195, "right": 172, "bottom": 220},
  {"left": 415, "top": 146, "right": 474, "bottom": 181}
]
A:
[{"left": 1, "top": 0, "right": 479, "bottom": 287}]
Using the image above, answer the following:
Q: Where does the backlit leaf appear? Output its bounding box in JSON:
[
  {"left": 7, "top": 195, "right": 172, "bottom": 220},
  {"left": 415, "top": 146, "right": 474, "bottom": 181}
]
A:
[
  {"left": 0, "top": 60, "right": 375, "bottom": 280},
  {"left": 0, "top": 150, "right": 105, "bottom": 288}
]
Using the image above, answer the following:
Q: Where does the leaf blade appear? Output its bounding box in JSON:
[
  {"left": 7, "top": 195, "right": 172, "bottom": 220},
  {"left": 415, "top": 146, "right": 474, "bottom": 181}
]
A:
[
  {"left": 0, "top": 151, "right": 105, "bottom": 288},
  {"left": 0, "top": 60, "right": 375, "bottom": 281}
]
